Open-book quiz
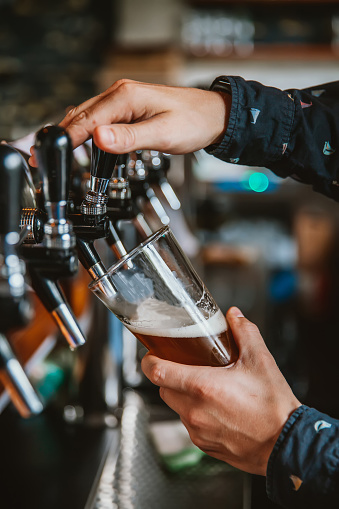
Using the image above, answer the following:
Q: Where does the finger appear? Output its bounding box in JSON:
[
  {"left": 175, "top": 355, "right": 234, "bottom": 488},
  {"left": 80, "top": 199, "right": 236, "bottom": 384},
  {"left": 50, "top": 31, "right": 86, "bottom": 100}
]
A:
[
  {"left": 159, "top": 387, "right": 192, "bottom": 416},
  {"left": 59, "top": 80, "right": 127, "bottom": 129},
  {"left": 141, "top": 353, "right": 212, "bottom": 392},
  {"left": 59, "top": 95, "right": 102, "bottom": 129},
  {"left": 62, "top": 80, "right": 157, "bottom": 149},
  {"left": 93, "top": 115, "right": 172, "bottom": 154},
  {"left": 226, "top": 307, "right": 266, "bottom": 356}
]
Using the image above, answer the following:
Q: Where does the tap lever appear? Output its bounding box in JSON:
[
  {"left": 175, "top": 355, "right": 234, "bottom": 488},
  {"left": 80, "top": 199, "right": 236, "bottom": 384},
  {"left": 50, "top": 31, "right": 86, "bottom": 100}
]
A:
[
  {"left": 91, "top": 142, "right": 120, "bottom": 182},
  {"left": 34, "top": 125, "right": 75, "bottom": 249},
  {"left": 81, "top": 142, "right": 120, "bottom": 216},
  {"left": 0, "top": 145, "right": 25, "bottom": 249},
  {"left": 0, "top": 145, "right": 27, "bottom": 301},
  {"left": 35, "top": 125, "right": 72, "bottom": 208}
]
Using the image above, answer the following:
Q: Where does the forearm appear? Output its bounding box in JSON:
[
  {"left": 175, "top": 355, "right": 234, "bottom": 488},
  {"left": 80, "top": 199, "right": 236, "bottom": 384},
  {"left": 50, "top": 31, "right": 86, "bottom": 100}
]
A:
[
  {"left": 208, "top": 76, "right": 339, "bottom": 201},
  {"left": 266, "top": 405, "right": 339, "bottom": 508}
]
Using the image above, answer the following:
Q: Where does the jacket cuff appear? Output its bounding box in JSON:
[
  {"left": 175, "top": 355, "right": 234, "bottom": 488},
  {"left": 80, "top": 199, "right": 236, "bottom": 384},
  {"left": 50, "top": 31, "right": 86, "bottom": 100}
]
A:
[
  {"left": 266, "top": 405, "right": 339, "bottom": 508},
  {"left": 205, "top": 75, "right": 295, "bottom": 168}
]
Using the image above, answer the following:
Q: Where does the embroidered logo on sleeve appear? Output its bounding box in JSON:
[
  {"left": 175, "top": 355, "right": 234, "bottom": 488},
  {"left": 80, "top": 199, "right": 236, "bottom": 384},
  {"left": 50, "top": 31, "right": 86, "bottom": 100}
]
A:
[
  {"left": 323, "top": 141, "right": 336, "bottom": 156},
  {"left": 314, "top": 420, "right": 332, "bottom": 432},
  {"left": 228, "top": 157, "right": 240, "bottom": 164},
  {"left": 250, "top": 108, "right": 260, "bottom": 124},
  {"left": 290, "top": 475, "right": 303, "bottom": 491},
  {"left": 282, "top": 143, "right": 288, "bottom": 155},
  {"left": 311, "top": 89, "right": 325, "bottom": 97},
  {"left": 300, "top": 100, "right": 312, "bottom": 109}
]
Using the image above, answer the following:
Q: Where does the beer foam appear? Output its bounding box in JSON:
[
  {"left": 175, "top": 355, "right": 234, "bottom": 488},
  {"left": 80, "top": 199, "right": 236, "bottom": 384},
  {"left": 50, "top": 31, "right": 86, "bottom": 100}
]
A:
[{"left": 127, "top": 298, "right": 227, "bottom": 338}]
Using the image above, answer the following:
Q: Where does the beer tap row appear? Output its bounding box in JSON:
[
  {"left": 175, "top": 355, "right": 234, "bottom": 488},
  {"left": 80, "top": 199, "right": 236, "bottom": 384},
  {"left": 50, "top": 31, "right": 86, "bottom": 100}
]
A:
[{"left": 0, "top": 124, "right": 183, "bottom": 418}]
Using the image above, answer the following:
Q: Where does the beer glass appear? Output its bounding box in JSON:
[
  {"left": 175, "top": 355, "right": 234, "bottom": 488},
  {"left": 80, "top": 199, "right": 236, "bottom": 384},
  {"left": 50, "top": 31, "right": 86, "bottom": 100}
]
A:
[{"left": 89, "top": 226, "right": 238, "bottom": 366}]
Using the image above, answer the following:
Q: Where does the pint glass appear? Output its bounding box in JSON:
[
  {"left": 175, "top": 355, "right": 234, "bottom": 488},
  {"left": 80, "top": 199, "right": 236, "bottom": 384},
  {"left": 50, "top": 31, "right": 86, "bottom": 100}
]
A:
[{"left": 89, "top": 226, "right": 238, "bottom": 366}]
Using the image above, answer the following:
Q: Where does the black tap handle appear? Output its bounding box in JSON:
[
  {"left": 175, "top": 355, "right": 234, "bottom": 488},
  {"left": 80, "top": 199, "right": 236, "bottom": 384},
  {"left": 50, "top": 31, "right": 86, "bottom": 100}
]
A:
[
  {"left": 91, "top": 141, "right": 119, "bottom": 180},
  {"left": 0, "top": 145, "right": 25, "bottom": 236},
  {"left": 35, "top": 125, "right": 73, "bottom": 204}
]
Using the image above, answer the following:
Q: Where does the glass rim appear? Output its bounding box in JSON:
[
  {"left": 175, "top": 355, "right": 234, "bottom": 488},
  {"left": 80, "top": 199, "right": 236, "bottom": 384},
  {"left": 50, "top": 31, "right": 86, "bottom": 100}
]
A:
[{"left": 88, "top": 225, "right": 170, "bottom": 291}]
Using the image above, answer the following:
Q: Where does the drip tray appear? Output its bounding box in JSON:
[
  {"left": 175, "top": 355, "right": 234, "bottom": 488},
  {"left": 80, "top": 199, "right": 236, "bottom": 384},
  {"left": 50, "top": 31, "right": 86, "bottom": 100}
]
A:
[{"left": 92, "top": 391, "right": 248, "bottom": 509}]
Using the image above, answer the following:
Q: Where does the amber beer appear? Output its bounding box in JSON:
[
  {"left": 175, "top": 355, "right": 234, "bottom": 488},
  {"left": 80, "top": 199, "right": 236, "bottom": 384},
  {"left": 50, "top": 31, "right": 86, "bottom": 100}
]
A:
[
  {"left": 128, "top": 309, "right": 238, "bottom": 367},
  {"left": 90, "top": 226, "right": 239, "bottom": 367}
]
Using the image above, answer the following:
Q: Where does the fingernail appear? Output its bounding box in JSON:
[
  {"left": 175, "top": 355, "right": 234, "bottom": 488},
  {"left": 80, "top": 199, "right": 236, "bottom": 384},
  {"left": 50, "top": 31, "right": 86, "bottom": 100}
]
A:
[
  {"left": 230, "top": 307, "right": 244, "bottom": 317},
  {"left": 98, "top": 127, "right": 115, "bottom": 146}
]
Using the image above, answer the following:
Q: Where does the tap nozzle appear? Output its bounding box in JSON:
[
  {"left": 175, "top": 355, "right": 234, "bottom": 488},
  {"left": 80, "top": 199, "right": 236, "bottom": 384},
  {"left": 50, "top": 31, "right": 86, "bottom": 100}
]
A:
[
  {"left": 0, "top": 333, "right": 43, "bottom": 417},
  {"left": 81, "top": 142, "right": 120, "bottom": 216}
]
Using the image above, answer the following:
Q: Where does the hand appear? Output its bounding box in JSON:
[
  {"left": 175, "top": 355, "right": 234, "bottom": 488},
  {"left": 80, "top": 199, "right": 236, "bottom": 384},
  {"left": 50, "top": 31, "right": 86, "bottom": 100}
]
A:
[
  {"left": 28, "top": 79, "right": 230, "bottom": 166},
  {"left": 141, "top": 307, "right": 301, "bottom": 476}
]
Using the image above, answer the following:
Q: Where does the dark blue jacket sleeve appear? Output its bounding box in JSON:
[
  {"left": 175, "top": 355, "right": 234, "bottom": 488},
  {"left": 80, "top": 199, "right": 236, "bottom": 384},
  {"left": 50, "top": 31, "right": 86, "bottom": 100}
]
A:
[
  {"left": 207, "top": 76, "right": 339, "bottom": 201},
  {"left": 266, "top": 405, "right": 339, "bottom": 508}
]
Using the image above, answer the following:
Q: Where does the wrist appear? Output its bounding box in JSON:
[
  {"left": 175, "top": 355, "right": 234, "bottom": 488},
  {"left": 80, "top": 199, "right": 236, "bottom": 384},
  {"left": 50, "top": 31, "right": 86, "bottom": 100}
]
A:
[
  {"left": 210, "top": 91, "right": 231, "bottom": 145},
  {"left": 208, "top": 76, "right": 232, "bottom": 147},
  {"left": 262, "top": 399, "right": 302, "bottom": 476}
]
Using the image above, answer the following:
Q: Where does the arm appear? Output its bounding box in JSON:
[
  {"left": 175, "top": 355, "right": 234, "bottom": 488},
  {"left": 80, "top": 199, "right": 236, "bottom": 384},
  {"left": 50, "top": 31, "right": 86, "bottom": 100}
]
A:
[
  {"left": 30, "top": 77, "right": 339, "bottom": 202},
  {"left": 141, "top": 307, "right": 339, "bottom": 508},
  {"left": 57, "top": 80, "right": 231, "bottom": 155}
]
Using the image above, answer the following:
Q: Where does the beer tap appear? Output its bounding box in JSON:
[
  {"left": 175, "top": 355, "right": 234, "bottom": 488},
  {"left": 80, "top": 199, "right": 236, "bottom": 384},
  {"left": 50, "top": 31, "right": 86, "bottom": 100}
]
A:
[
  {"left": 22, "top": 125, "right": 86, "bottom": 350},
  {"left": 0, "top": 333, "right": 43, "bottom": 417},
  {"left": 68, "top": 143, "right": 125, "bottom": 423},
  {"left": 146, "top": 151, "right": 181, "bottom": 211},
  {"left": 106, "top": 154, "right": 151, "bottom": 253},
  {"left": 138, "top": 150, "right": 199, "bottom": 258},
  {"left": 127, "top": 151, "right": 170, "bottom": 227},
  {"left": 73, "top": 142, "right": 121, "bottom": 277},
  {"left": 0, "top": 144, "right": 43, "bottom": 417}
]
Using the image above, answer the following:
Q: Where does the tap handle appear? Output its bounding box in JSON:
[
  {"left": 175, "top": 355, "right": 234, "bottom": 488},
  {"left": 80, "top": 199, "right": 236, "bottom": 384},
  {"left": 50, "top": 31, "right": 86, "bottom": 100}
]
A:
[
  {"left": 0, "top": 333, "right": 43, "bottom": 417},
  {"left": 35, "top": 125, "right": 73, "bottom": 208},
  {"left": 91, "top": 141, "right": 119, "bottom": 181},
  {"left": 0, "top": 145, "right": 25, "bottom": 238}
]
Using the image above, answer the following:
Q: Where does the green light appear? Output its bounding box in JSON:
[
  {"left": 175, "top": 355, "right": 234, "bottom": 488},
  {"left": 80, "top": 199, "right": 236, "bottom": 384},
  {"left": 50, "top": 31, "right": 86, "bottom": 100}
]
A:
[{"left": 248, "top": 172, "right": 269, "bottom": 193}]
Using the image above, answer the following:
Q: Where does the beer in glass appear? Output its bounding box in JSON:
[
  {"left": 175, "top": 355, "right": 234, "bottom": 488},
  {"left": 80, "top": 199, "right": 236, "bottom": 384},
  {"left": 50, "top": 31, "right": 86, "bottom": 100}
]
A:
[{"left": 89, "top": 226, "right": 238, "bottom": 366}]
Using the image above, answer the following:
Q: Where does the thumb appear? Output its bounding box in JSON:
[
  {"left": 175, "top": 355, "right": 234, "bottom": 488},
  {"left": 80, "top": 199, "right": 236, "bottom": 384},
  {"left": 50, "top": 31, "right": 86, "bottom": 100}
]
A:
[
  {"left": 226, "top": 307, "right": 266, "bottom": 358},
  {"left": 94, "top": 118, "right": 168, "bottom": 154}
]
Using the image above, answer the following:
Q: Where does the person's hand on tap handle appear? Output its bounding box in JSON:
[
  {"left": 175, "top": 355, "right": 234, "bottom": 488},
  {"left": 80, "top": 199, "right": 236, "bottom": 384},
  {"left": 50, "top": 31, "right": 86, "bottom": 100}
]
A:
[{"left": 29, "top": 80, "right": 231, "bottom": 166}]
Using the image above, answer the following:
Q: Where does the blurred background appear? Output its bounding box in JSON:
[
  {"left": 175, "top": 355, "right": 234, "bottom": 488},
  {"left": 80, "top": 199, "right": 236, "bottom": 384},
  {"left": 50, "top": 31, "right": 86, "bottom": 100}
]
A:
[{"left": 1, "top": 1, "right": 339, "bottom": 508}]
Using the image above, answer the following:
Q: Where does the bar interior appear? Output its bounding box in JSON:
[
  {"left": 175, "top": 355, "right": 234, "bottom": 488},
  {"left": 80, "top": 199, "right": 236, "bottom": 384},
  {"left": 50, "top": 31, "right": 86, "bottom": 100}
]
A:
[{"left": 0, "top": 1, "right": 338, "bottom": 508}]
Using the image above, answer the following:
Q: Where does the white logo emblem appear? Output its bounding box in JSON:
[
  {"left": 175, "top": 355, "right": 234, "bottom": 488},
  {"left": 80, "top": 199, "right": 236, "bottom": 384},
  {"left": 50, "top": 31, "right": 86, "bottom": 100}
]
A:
[
  {"left": 323, "top": 141, "right": 336, "bottom": 156},
  {"left": 250, "top": 108, "right": 260, "bottom": 124},
  {"left": 314, "top": 420, "right": 332, "bottom": 432}
]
